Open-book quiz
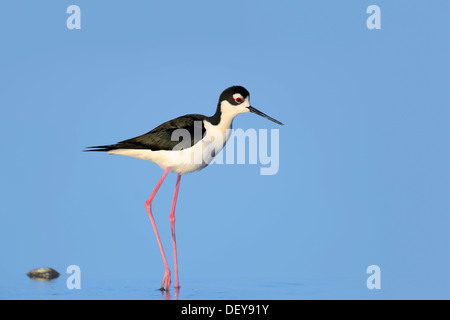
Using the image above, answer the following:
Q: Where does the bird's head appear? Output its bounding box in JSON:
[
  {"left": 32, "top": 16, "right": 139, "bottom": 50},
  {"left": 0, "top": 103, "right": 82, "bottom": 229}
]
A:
[{"left": 218, "top": 86, "right": 283, "bottom": 125}]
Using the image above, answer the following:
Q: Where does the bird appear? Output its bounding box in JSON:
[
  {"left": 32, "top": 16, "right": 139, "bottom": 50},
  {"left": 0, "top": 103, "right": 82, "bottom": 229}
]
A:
[{"left": 85, "top": 85, "right": 283, "bottom": 291}]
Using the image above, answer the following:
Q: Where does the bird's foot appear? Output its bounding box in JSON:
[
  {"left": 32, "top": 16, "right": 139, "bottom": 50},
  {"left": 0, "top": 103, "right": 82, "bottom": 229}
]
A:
[{"left": 160, "top": 269, "right": 171, "bottom": 291}]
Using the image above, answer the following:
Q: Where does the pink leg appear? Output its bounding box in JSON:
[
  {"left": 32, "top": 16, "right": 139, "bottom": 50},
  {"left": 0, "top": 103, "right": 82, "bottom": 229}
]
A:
[
  {"left": 145, "top": 166, "right": 171, "bottom": 291},
  {"left": 169, "top": 174, "right": 182, "bottom": 288}
]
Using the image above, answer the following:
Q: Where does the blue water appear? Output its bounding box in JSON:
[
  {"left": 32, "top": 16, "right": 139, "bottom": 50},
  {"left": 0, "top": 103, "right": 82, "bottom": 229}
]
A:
[{"left": 1, "top": 276, "right": 375, "bottom": 300}]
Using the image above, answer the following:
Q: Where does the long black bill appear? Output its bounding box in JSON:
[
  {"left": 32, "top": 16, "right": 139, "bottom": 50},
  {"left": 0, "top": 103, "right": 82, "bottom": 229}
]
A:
[{"left": 248, "top": 106, "right": 284, "bottom": 125}]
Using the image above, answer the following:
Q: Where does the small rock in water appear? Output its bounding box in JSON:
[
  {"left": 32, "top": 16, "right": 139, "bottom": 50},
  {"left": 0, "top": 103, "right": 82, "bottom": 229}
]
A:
[{"left": 27, "top": 267, "right": 60, "bottom": 281}]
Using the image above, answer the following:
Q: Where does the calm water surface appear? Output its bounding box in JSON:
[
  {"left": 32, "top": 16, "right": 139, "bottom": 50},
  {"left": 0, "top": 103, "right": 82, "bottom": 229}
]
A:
[{"left": 0, "top": 277, "right": 366, "bottom": 300}]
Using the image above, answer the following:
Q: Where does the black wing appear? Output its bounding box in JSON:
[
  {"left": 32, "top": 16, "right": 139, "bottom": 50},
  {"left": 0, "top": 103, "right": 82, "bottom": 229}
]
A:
[{"left": 85, "top": 114, "right": 207, "bottom": 152}]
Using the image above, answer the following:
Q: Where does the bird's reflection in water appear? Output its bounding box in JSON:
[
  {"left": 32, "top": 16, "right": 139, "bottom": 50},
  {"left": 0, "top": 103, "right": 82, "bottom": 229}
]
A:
[{"left": 161, "top": 287, "right": 179, "bottom": 300}]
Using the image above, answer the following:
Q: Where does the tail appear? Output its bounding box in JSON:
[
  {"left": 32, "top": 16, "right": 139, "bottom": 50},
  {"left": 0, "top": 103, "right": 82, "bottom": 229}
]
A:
[{"left": 84, "top": 145, "right": 118, "bottom": 152}]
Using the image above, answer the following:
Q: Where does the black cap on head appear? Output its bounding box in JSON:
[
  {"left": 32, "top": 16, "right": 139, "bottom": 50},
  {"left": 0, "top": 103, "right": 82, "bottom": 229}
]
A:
[
  {"left": 216, "top": 85, "right": 283, "bottom": 125},
  {"left": 219, "top": 86, "right": 250, "bottom": 105}
]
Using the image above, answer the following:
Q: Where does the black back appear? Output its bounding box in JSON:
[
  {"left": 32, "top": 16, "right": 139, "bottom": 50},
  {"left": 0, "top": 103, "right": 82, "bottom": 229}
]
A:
[
  {"left": 85, "top": 114, "right": 208, "bottom": 152},
  {"left": 85, "top": 86, "right": 250, "bottom": 152}
]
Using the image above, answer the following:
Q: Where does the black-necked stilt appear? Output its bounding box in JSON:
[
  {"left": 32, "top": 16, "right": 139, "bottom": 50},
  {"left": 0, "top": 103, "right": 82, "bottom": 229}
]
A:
[{"left": 86, "top": 85, "right": 283, "bottom": 291}]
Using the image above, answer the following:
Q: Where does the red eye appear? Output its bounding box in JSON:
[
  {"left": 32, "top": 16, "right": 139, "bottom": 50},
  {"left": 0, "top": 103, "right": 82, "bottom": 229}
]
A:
[{"left": 235, "top": 97, "right": 242, "bottom": 103}]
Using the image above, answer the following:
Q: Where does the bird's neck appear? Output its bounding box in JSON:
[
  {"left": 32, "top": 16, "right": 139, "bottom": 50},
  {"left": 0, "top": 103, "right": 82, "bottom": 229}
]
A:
[
  {"left": 207, "top": 104, "right": 222, "bottom": 126},
  {"left": 208, "top": 104, "right": 236, "bottom": 131}
]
